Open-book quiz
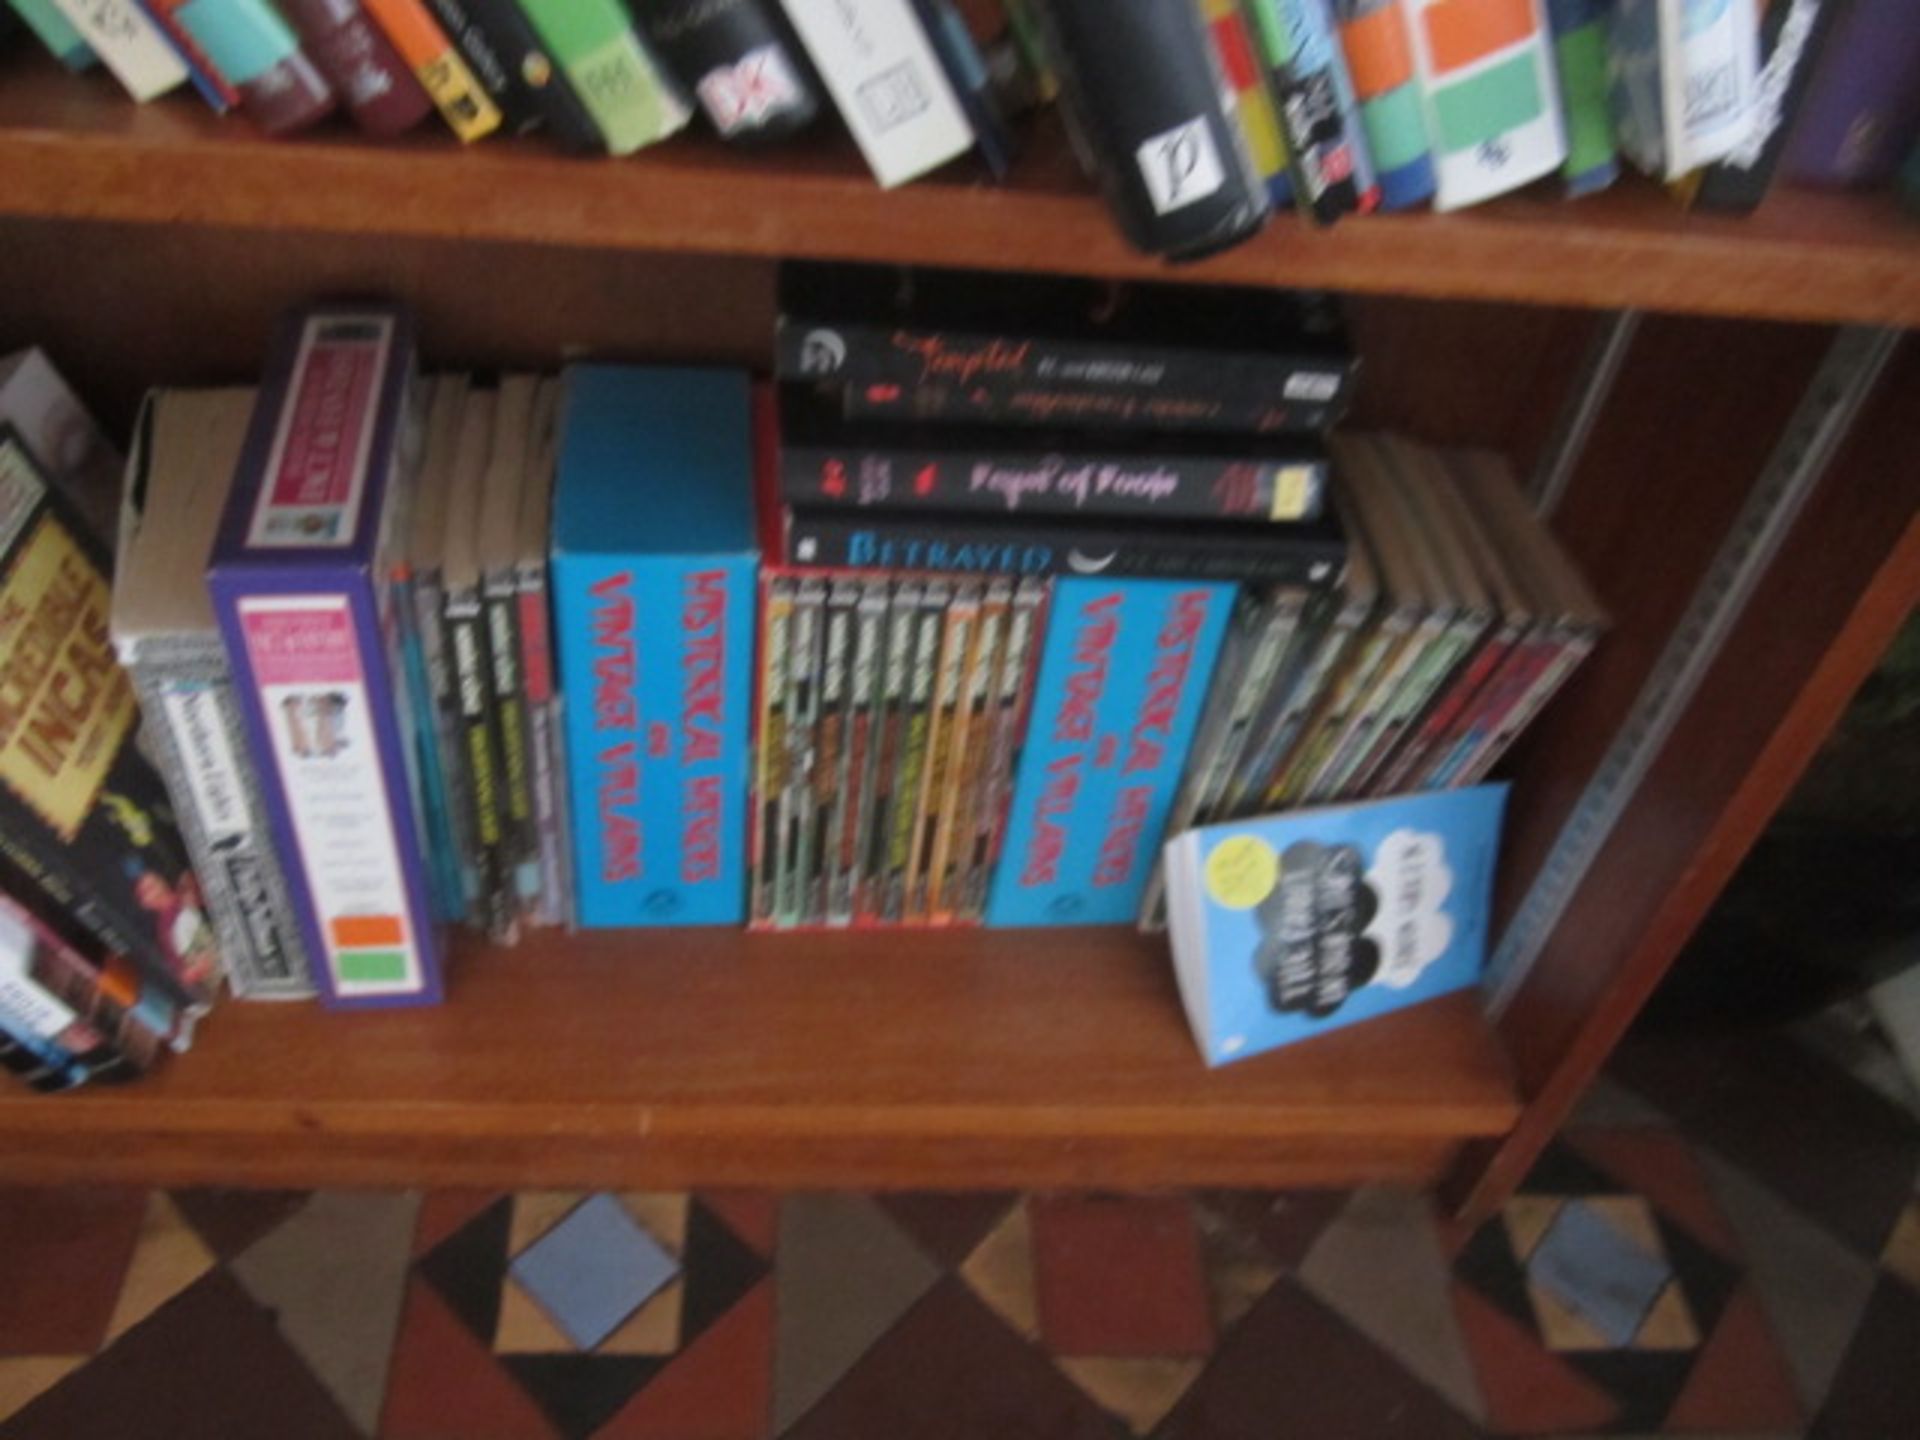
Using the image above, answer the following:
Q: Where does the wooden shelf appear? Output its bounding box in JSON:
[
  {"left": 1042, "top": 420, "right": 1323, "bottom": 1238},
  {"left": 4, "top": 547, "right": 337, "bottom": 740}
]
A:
[
  {"left": 2, "top": 53, "right": 1916, "bottom": 326},
  {"left": 0, "top": 928, "right": 1517, "bottom": 1191}
]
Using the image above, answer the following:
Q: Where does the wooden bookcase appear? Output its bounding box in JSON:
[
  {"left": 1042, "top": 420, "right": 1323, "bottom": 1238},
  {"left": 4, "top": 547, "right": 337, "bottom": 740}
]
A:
[{"left": 0, "top": 49, "right": 1913, "bottom": 1220}]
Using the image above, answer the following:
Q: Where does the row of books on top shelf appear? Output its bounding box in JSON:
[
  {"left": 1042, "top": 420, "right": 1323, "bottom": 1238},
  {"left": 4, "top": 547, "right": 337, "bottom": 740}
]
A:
[
  {"left": 0, "top": 263, "right": 1605, "bottom": 1094},
  {"left": 6, "top": 0, "right": 1917, "bottom": 260}
]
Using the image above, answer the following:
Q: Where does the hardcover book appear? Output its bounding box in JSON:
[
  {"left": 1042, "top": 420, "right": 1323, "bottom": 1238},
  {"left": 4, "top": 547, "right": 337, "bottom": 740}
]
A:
[
  {"left": 516, "top": 378, "right": 572, "bottom": 926},
  {"left": 777, "top": 0, "right": 975, "bottom": 187},
  {"left": 1544, "top": 0, "right": 1617, "bottom": 195},
  {"left": 779, "top": 389, "right": 1330, "bottom": 525},
  {"left": 360, "top": 0, "right": 504, "bottom": 140},
  {"left": 635, "top": 0, "right": 818, "bottom": 141},
  {"left": 1690, "top": 0, "right": 1840, "bottom": 211},
  {"left": 0, "top": 346, "right": 125, "bottom": 548},
  {"left": 782, "top": 506, "right": 1347, "bottom": 585},
  {"left": 1608, "top": 0, "right": 1760, "bottom": 180},
  {"left": 552, "top": 366, "right": 758, "bottom": 928},
  {"left": 1402, "top": 0, "right": 1567, "bottom": 209},
  {"left": 0, "top": 426, "right": 220, "bottom": 1014},
  {"left": 1780, "top": 0, "right": 1920, "bottom": 188},
  {"left": 112, "top": 388, "right": 314, "bottom": 1001},
  {"left": 1026, "top": 0, "right": 1270, "bottom": 258},
  {"left": 1243, "top": 0, "right": 1380, "bottom": 221},
  {"left": 208, "top": 303, "right": 446, "bottom": 1009},
  {"left": 776, "top": 262, "right": 1354, "bottom": 436},
  {"left": 159, "top": 0, "right": 338, "bottom": 134},
  {"left": 1333, "top": 0, "right": 1438, "bottom": 210},
  {"left": 45, "top": 0, "right": 187, "bottom": 99},
  {"left": 453, "top": 0, "right": 603, "bottom": 148},
  {"left": 278, "top": 0, "right": 434, "bottom": 134},
  {"left": 515, "top": 0, "right": 690, "bottom": 154},
  {"left": 986, "top": 576, "right": 1234, "bottom": 927},
  {"left": 1164, "top": 784, "right": 1505, "bottom": 1066}
]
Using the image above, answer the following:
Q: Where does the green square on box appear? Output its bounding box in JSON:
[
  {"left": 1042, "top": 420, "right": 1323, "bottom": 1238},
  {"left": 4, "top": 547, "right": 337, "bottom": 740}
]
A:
[{"left": 336, "top": 951, "right": 409, "bottom": 984}]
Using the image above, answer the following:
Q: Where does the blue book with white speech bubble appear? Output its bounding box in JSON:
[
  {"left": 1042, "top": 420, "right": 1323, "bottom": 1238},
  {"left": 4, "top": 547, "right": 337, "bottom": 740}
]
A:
[{"left": 1162, "top": 784, "right": 1505, "bottom": 1066}]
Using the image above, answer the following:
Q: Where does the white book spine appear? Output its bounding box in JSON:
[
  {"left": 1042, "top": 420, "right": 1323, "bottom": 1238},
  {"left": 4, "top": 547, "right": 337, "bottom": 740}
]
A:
[
  {"left": 777, "top": 0, "right": 975, "bottom": 188},
  {"left": 1660, "top": 0, "right": 1760, "bottom": 176},
  {"left": 45, "top": 0, "right": 188, "bottom": 101},
  {"left": 1402, "top": 0, "right": 1568, "bottom": 211}
]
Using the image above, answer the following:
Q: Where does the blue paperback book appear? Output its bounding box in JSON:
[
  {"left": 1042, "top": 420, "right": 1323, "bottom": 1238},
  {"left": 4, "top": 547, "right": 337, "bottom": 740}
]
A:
[
  {"left": 985, "top": 576, "right": 1234, "bottom": 927},
  {"left": 551, "top": 366, "right": 759, "bottom": 928},
  {"left": 1162, "top": 785, "right": 1505, "bottom": 1066}
]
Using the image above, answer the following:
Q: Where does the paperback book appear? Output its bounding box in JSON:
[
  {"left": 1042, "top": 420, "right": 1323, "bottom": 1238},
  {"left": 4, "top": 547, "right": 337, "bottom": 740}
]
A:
[{"left": 1164, "top": 785, "right": 1506, "bottom": 1066}]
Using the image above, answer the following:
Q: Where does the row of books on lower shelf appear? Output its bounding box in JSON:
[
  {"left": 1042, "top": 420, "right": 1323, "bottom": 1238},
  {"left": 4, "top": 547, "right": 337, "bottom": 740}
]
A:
[
  {"left": 0, "top": 288, "right": 1601, "bottom": 1090},
  {"left": 7, "top": 0, "right": 1918, "bottom": 260}
]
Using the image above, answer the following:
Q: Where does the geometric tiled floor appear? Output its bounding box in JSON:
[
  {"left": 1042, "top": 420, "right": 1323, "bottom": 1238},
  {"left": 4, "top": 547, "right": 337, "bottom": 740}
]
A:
[{"left": 2, "top": 1020, "right": 1916, "bottom": 1439}]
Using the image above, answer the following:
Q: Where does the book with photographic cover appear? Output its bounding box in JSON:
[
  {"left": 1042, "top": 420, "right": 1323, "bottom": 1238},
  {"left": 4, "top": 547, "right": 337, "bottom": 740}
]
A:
[{"left": 1164, "top": 784, "right": 1504, "bottom": 1066}]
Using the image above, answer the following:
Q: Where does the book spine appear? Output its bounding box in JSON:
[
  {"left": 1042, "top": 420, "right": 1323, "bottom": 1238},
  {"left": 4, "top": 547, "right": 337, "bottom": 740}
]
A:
[
  {"left": 910, "top": 0, "right": 1017, "bottom": 178},
  {"left": 10, "top": 0, "right": 96, "bottom": 69},
  {"left": 1299, "top": 616, "right": 1437, "bottom": 803},
  {"left": 881, "top": 582, "right": 945, "bottom": 922},
  {"left": 1372, "top": 619, "right": 1523, "bottom": 795},
  {"left": 165, "top": 0, "right": 339, "bottom": 135},
  {"left": 1188, "top": 586, "right": 1309, "bottom": 822},
  {"left": 1451, "top": 629, "right": 1595, "bottom": 786},
  {"left": 777, "top": 578, "right": 824, "bottom": 926},
  {"left": 1265, "top": 611, "right": 1401, "bottom": 807},
  {"left": 1029, "top": 0, "right": 1270, "bottom": 258},
  {"left": 1403, "top": 0, "right": 1566, "bottom": 209},
  {"left": 1244, "top": 0, "right": 1378, "bottom": 221},
  {"left": 412, "top": 574, "right": 480, "bottom": 919},
  {"left": 447, "top": 591, "right": 516, "bottom": 940},
  {"left": 811, "top": 583, "right": 856, "bottom": 924},
  {"left": 1781, "top": 0, "right": 1920, "bottom": 188},
  {"left": 360, "top": 0, "right": 503, "bottom": 139},
  {"left": 751, "top": 577, "right": 794, "bottom": 927},
  {"left": 961, "top": 576, "right": 1046, "bottom": 920},
  {"left": 132, "top": 0, "right": 239, "bottom": 108},
  {"left": 46, "top": 0, "right": 187, "bottom": 98},
  {"left": 777, "top": 0, "right": 976, "bottom": 187},
  {"left": 485, "top": 577, "right": 539, "bottom": 923},
  {"left": 517, "top": 569, "right": 570, "bottom": 927},
  {"left": 277, "top": 0, "right": 435, "bottom": 134},
  {"left": 637, "top": 0, "right": 820, "bottom": 142},
  {"left": 986, "top": 577, "right": 1235, "bottom": 926},
  {"left": 832, "top": 582, "right": 888, "bottom": 925},
  {"left": 1217, "top": 594, "right": 1343, "bottom": 815},
  {"left": 126, "top": 660, "right": 314, "bottom": 999},
  {"left": 0, "top": 887, "right": 173, "bottom": 1068},
  {"left": 1696, "top": 0, "right": 1841, "bottom": 209},
  {"left": 1200, "top": 0, "right": 1295, "bottom": 206},
  {"left": 905, "top": 584, "right": 974, "bottom": 920},
  {"left": 1333, "top": 0, "right": 1436, "bottom": 209},
  {"left": 457, "top": 0, "right": 604, "bottom": 147},
  {"left": 785, "top": 509, "right": 1347, "bottom": 586},
  {"left": 422, "top": 0, "right": 540, "bottom": 131},
  {"left": 1338, "top": 612, "right": 1483, "bottom": 799},
  {"left": 1544, "top": 0, "right": 1617, "bottom": 195},
  {"left": 780, "top": 324, "right": 1352, "bottom": 436},
  {"left": 783, "top": 439, "right": 1329, "bottom": 525},
  {"left": 930, "top": 579, "right": 1007, "bottom": 922},
  {"left": 856, "top": 579, "right": 917, "bottom": 922},
  {"left": 516, "top": 0, "right": 692, "bottom": 155}
]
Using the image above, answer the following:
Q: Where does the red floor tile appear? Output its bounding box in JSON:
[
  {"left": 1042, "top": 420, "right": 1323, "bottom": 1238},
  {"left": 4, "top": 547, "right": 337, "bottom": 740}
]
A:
[
  {"left": 380, "top": 1276, "right": 560, "bottom": 1440},
  {"left": 0, "top": 1186, "right": 146, "bottom": 1354},
  {"left": 1031, "top": 1195, "right": 1214, "bottom": 1358},
  {"left": 1450, "top": 1284, "right": 1620, "bottom": 1435},
  {"left": 410, "top": 1190, "right": 504, "bottom": 1260},
  {"left": 1564, "top": 1129, "right": 1742, "bottom": 1260},
  {"left": 698, "top": 1192, "right": 778, "bottom": 1262},
  {"left": 1664, "top": 1288, "right": 1802, "bottom": 1432},
  {"left": 597, "top": 1278, "right": 773, "bottom": 1440}
]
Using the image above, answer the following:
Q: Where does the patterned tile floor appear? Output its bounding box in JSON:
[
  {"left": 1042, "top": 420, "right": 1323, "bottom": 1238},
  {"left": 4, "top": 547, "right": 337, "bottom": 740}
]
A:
[{"left": 2, "top": 1019, "right": 1917, "bottom": 1439}]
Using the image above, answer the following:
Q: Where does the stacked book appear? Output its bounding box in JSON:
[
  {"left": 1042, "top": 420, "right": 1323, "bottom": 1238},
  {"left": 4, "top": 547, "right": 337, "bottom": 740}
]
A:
[
  {"left": 3, "top": 270, "right": 1609, "bottom": 1088},
  {"left": 11, "top": 1, "right": 1917, "bottom": 259},
  {"left": 756, "top": 261, "right": 1356, "bottom": 930}
]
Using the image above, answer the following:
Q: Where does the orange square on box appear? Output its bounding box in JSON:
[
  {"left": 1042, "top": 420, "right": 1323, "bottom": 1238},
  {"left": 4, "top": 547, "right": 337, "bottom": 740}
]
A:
[
  {"left": 1421, "top": 0, "right": 1538, "bottom": 74},
  {"left": 331, "top": 914, "right": 404, "bottom": 949}
]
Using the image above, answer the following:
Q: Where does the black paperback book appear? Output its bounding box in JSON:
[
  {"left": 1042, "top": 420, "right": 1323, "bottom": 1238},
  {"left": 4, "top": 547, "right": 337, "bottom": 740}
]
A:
[
  {"left": 779, "top": 386, "right": 1332, "bottom": 525},
  {"left": 1028, "top": 0, "right": 1270, "bottom": 259},
  {"left": 783, "top": 506, "right": 1348, "bottom": 585},
  {"left": 632, "top": 0, "right": 820, "bottom": 142},
  {"left": 776, "top": 261, "right": 1354, "bottom": 435},
  {"left": 450, "top": 0, "right": 606, "bottom": 150}
]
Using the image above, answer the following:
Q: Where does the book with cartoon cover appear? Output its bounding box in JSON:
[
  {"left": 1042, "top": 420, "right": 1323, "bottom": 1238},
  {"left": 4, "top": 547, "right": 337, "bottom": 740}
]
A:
[{"left": 1163, "top": 784, "right": 1504, "bottom": 1066}]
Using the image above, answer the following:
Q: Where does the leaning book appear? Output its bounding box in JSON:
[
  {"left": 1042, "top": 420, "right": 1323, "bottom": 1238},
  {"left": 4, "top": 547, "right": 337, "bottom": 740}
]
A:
[
  {"left": 1163, "top": 785, "right": 1505, "bottom": 1066},
  {"left": 112, "top": 388, "right": 315, "bottom": 1000}
]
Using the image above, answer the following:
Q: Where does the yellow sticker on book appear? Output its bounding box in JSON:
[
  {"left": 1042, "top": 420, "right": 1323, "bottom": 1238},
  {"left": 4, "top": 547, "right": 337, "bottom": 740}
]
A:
[
  {"left": 418, "top": 53, "right": 504, "bottom": 143},
  {"left": 1271, "top": 465, "right": 1314, "bottom": 522},
  {"left": 1205, "top": 835, "right": 1279, "bottom": 910}
]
